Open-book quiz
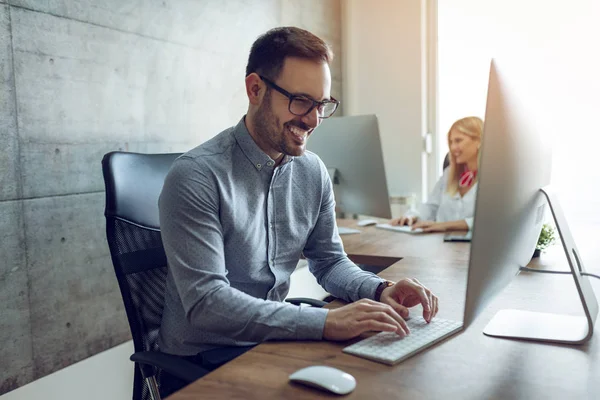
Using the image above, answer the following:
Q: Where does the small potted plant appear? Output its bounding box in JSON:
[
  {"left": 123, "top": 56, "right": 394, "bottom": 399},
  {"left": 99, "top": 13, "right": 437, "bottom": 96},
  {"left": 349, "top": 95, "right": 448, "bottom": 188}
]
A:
[{"left": 533, "top": 223, "right": 557, "bottom": 257}]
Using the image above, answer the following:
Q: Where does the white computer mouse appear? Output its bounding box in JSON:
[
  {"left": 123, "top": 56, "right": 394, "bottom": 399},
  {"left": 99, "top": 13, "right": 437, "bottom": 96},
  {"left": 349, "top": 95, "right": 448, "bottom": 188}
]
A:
[
  {"left": 289, "top": 365, "right": 356, "bottom": 395},
  {"left": 357, "top": 219, "right": 378, "bottom": 227}
]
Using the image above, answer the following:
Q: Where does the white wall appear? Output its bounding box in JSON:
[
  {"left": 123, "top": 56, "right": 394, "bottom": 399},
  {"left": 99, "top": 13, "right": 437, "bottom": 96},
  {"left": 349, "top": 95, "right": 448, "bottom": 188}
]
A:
[
  {"left": 342, "top": 0, "right": 426, "bottom": 202},
  {"left": 343, "top": 0, "right": 600, "bottom": 221},
  {"left": 438, "top": 0, "right": 600, "bottom": 224}
]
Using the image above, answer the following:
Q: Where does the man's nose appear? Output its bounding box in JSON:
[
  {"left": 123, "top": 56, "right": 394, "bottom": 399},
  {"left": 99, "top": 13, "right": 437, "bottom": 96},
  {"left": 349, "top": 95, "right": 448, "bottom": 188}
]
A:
[{"left": 301, "top": 106, "right": 320, "bottom": 129}]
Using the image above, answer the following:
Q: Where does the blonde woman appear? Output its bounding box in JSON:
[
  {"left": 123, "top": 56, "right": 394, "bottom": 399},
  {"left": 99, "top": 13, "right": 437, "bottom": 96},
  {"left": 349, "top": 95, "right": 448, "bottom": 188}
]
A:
[{"left": 391, "top": 116, "right": 483, "bottom": 232}]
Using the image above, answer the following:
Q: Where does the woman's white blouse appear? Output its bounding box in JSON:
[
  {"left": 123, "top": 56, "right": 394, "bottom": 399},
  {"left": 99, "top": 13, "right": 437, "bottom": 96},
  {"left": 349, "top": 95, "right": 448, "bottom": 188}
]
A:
[{"left": 411, "top": 168, "right": 477, "bottom": 230}]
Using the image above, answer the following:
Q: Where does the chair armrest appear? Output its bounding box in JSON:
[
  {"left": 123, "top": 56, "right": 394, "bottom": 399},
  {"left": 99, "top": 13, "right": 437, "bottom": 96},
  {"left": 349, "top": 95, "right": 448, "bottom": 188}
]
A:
[
  {"left": 285, "top": 297, "right": 328, "bottom": 308},
  {"left": 130, "top": 351, "right": 209, "bottom": 382}
]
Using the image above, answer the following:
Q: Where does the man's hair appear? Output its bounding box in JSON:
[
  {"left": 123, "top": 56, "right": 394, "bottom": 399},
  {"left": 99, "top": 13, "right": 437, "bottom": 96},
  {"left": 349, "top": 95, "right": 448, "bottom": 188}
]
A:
[{"left": 245, "top": 27, "right": 333, "bottom": 80}]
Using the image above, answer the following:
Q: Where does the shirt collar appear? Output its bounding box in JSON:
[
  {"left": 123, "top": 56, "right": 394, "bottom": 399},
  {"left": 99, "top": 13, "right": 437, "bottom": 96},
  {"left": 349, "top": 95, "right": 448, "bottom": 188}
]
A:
[{"left": 233, "top": 116, "right": 294, "bottom": 171}]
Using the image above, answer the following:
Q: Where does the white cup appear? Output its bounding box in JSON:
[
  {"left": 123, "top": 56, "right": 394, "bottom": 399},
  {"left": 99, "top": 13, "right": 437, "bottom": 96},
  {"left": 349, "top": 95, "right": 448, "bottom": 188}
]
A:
[{"left": 389, "top": 194, "right": 416, "bottom": 219}]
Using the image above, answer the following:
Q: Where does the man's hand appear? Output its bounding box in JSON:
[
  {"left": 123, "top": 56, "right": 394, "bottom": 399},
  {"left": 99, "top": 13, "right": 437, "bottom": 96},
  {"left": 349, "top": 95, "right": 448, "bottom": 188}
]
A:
[
  {"left": 379, "top": 278, "right": 439, "bottom": 323},
  {"left": 323, "top": 299, "right": 410, "bottom": 341},
  {"left": 390, "top": 215, "right": 418, "bottom": 226}
]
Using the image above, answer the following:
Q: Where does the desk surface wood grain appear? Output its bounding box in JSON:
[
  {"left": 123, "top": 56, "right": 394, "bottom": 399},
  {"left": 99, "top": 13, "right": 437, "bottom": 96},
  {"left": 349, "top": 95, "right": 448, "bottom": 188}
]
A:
[{"left": 168, "top": 220, "right": 600, "bottom": 400}]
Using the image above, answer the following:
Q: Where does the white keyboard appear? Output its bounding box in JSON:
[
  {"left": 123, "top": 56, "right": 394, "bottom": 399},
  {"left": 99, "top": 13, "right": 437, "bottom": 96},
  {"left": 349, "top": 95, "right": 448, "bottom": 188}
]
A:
[
  {"left": 338, "top": 226, "right": 361, "bottom": 235},
  {"left": 375, "top": 223, "right": 424, "bottom": 234},
  {"left": 343, "top": 317, "right": 463, "bottom": 365}
]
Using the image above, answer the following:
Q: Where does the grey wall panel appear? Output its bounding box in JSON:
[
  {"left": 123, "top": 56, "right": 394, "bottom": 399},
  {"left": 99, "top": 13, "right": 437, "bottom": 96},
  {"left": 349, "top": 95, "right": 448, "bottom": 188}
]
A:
[
  {"left": 11, "top": 7, "right": 276, "bottom": 198},
  {"left": 23, "top": 192, "right": 129, "bottom": 378},
  {"left": 280, "top": 0, "right": 342, "bottom": 76},
  {"left": 0, "top": 200, "right": 32, "bottom": 393},
  {"left": 19, "top": 140, "right": 196, "bottom": 201},
  {"left": 0, "top": 4, "right": 19, "bottom": 200},
  {"left": 9, "top": 0, "right": 281, "bottom": 52}
]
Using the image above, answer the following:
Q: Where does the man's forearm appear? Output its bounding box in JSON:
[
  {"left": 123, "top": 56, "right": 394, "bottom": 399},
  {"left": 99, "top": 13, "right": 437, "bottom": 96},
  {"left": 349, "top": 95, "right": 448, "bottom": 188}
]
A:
[{"left": 185, "top": 284, "right": 329, "bottom": 342}]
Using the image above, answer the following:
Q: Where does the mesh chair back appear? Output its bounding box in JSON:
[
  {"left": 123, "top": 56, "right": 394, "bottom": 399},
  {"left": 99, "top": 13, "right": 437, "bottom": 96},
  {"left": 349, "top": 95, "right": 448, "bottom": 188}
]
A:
[{"left": 102, "top": 152, "right": 181, "bottom": 400}]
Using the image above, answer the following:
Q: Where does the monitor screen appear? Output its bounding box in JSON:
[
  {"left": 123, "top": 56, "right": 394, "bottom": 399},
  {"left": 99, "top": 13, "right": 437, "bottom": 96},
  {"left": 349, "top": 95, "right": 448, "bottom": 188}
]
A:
[
  {"left": 464, "top": 58, "right": 553, "bottom": 327},
  {"left": 308, "top": 115, "right": 392, "bottom": 219},
  {"left": 462, "top": 59, "right": 598, "bottom": 344}
]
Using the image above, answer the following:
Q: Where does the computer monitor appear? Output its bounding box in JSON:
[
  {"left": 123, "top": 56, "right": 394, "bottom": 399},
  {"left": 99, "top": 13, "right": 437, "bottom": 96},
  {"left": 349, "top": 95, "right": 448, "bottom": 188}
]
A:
[
  {"left": 463, "top": 59, "right": 598, "bottom": 344},
  {"left": 308, "top": 114, "right": 392, "bottom": 219}
]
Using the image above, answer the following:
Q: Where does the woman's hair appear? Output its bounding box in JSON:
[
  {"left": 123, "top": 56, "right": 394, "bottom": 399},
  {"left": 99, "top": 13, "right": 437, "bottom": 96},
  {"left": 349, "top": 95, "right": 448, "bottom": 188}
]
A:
[
  {"left": 446, "top": 116, "right": 484, "bottom": 196},
  {"left": 245, "top": 27, "right": 333, "bottom": 80}
]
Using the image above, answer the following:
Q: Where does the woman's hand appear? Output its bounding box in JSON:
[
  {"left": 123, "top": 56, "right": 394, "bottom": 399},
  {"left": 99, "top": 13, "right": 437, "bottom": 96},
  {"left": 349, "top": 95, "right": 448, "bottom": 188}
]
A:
[
  {"left": 412, "top": 220, "right": 448, "bottom": 232},
  {"left": 390, "top": 215, "right": 418, "bottom": 226},
  {"left": 412, "top": 220, "right": 469, "bottom": 232}
]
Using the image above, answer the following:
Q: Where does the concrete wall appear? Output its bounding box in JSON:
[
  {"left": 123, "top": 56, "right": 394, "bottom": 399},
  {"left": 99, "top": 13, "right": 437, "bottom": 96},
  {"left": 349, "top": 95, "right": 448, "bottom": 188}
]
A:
[{"left": 0, "top": 0, "right": 342, "bottom": 394}]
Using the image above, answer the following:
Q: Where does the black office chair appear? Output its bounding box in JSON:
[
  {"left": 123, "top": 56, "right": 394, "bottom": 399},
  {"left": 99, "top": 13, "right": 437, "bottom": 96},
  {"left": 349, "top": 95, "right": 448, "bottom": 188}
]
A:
[
  {"left": 443, "top": 152, "right": 450, "bottom": 170},
  {"left": 102, "top": 151, "right": 326, "bottom": 400},
  {"left": 102, "top": 151, "right": 209, "bottom": 400}
]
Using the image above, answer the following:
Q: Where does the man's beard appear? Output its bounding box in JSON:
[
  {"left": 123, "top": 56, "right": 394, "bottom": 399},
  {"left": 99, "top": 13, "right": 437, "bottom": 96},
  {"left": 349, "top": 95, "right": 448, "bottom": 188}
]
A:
[{"left": 254, "top": 92, "right": 310, "bottom": 157}]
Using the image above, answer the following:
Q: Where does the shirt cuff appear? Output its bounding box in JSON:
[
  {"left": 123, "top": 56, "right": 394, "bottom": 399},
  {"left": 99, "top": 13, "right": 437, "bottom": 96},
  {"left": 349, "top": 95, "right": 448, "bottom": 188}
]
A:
[
  {"left": 295, "top": 306, "right": 329, "bottom": 340},
  {"left": 359, "top": 276, "right": 385, "bottom": 301},
  {"left": 466, "top": 217, "right": 474, "bottom": 230}
]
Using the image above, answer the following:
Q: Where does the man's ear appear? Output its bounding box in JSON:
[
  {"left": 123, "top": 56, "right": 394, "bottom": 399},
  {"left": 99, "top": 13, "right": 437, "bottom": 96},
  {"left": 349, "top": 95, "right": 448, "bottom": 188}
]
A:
[{"left": 245, "top": 73, "right": 264, "bottom": 106}]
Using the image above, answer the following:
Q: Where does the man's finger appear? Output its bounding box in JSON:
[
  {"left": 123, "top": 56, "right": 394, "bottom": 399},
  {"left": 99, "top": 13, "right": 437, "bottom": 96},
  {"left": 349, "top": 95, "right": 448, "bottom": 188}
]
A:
[
  {"left": 358, "top": 320, "right": 403, "bottom": 335},
  {"left": 360, "top": 302, "right": 410, "bottom": 336},
  {"left": 382, "top": 298, "right": 411, "bottom": 334},
  {"left": 431, "top": 295, "right": 439, "bottom": 319},
  {"left": 384, "top": 296, "right": 410, "bottom": 319},
  {"left": 410, "top": 283, "right": 432, "bottom": 316},
  {"left": 406, "top": 278, "right": 435, "bottom": 322}
]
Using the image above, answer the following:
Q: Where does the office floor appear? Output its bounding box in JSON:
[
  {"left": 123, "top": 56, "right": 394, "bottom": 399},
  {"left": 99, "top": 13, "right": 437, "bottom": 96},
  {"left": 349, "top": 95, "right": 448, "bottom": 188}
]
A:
[{"left": 1, "top": 261, "right": 326, "bottom": 400}]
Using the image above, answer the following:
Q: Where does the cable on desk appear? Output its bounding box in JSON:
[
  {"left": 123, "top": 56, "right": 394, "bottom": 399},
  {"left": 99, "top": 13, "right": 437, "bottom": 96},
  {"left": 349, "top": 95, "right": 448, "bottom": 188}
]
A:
[{"left": 519, "top": 266, "right": 600, "bottom": 280}]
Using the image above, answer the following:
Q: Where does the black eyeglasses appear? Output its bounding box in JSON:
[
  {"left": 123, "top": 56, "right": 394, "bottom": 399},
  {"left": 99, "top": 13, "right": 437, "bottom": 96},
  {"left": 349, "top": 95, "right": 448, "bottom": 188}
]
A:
[{"left": 259, "top": 75, "right": 340, "bottom": 119}]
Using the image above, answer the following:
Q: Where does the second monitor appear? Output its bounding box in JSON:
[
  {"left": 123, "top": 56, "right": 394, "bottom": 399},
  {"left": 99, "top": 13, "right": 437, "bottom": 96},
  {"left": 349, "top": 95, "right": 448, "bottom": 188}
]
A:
[{"left": 308, "top": 114, "right": 392, "bottom": 219}]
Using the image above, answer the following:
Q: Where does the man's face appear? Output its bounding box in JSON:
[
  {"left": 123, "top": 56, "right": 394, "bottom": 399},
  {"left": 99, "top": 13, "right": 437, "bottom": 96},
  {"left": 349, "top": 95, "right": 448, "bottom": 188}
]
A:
[{"left": 254, "top": 57, "right": 332, "bottom": 159}]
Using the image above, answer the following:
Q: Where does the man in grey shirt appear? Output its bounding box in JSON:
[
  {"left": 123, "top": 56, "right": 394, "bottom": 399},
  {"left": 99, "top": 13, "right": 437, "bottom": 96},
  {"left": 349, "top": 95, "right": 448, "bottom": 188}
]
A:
[{"left": 158, "top": 26, "right": 439, "bottom": 395}]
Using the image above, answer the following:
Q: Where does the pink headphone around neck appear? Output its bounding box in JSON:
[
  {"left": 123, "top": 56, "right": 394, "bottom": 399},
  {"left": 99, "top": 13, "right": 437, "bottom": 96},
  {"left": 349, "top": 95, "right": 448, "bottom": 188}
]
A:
[{"left": 459, "top": 169, "right": 477, "bottom": 188}]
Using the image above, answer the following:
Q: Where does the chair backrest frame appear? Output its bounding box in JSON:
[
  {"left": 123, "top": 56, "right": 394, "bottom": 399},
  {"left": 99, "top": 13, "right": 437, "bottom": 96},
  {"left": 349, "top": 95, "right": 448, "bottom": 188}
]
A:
[{"left": 102, "top": 151, "right": 181, "bottom": 400}]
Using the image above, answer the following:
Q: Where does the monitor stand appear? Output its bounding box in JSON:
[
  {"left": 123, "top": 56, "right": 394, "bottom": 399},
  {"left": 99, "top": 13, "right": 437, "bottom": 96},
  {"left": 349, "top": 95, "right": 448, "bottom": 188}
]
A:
[{"left": 483, "top": 186, "right": 598, "bottom": 344}]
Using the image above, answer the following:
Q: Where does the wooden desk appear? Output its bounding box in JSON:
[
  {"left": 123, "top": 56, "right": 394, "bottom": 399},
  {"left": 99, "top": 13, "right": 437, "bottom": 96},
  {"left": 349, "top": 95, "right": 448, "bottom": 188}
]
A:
[
  {"left": 337, "top": 219, "right": 471, "bottom": 265},
  {"left": 168, "top": 221, "right": 600, "bottom": 399}
]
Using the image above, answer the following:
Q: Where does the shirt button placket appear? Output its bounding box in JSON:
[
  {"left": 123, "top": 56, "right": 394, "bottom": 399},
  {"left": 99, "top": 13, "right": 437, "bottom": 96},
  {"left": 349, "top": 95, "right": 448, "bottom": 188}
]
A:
[{"left": 267, "top": 170, "right": 276, "bottom": 271}]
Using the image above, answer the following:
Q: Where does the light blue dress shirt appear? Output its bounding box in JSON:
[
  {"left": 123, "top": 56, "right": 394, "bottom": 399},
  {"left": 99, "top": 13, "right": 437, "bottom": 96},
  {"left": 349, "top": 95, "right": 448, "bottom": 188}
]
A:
[{"left": 158, "top": 118, "right": 383, "bottom": 355}]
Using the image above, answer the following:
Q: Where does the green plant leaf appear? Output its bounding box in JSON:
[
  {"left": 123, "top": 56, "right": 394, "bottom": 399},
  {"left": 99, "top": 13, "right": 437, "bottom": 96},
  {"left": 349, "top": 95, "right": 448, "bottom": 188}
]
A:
[{"left": 536, "top": 223, "right": 556, "bottom": 250}]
